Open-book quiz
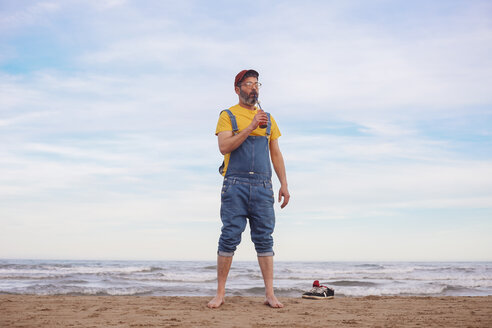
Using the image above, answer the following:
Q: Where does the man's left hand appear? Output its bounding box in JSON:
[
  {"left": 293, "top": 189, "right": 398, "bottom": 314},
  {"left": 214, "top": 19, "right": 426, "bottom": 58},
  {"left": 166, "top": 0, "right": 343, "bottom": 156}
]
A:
[{"left": 278, "top": 186, "right": 290, "bottom": 209}]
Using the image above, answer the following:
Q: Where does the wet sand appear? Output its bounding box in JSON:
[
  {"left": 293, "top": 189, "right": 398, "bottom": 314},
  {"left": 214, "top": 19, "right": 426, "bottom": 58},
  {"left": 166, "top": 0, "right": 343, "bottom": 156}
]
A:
[{"left": 1, "top": 295, "right": 491, "bottom": 327}]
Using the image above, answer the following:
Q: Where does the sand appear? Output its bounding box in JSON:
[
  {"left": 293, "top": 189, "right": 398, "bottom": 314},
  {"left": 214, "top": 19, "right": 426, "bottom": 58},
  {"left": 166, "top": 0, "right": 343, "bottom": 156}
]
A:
[{"left": 1, "top": 295, "right": 491, "bottom": 327}]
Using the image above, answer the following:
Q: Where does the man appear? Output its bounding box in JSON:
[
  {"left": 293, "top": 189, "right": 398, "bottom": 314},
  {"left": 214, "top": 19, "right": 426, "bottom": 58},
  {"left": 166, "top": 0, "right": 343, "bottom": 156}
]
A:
[{"left": 208, "top": 69, "right": 290, "bottom": 309}]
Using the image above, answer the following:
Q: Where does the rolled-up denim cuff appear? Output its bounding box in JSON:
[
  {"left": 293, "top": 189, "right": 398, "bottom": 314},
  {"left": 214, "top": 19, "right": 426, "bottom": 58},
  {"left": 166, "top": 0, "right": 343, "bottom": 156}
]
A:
[
  {"left": 218, "top": 250, "right": 234, "bottom": 257},
  {"left": 257, "top": 251, "right": 274, "bottom": 257}
]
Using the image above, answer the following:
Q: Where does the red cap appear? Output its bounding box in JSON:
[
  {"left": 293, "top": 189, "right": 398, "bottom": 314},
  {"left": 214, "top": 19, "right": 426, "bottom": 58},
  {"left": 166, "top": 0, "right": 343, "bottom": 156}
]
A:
[{"left": 234, "top": 69, "right": 259, "bottom": 87}]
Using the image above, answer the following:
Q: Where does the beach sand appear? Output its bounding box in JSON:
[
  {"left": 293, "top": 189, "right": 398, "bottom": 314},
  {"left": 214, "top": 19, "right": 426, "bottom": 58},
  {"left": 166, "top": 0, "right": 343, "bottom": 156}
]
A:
[{"left": 1, "top": 295, "right": 491, "bottom": 327}]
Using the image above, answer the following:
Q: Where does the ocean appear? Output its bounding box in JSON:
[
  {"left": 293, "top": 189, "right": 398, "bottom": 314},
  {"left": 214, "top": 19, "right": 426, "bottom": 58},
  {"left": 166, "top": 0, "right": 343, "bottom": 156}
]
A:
[{"left": 1, "top": 260, "right": 491, "bottom": 297}]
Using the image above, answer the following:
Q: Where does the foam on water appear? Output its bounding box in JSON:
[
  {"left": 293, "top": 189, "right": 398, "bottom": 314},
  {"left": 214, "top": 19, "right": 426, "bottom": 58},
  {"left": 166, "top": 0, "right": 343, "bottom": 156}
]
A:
[{"left": 1, "top": 260, "right": 491, "bottom": 297}]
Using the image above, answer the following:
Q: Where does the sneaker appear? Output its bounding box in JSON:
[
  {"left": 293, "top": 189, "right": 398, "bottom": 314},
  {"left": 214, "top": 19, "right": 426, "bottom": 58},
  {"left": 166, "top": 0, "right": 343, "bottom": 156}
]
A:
[{"left": 302, "top": 280, "right": 335, "bottom": 299}]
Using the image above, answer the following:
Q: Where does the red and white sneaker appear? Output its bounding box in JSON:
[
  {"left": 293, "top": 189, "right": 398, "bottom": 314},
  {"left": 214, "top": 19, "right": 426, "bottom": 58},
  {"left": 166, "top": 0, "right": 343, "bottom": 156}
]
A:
[{"left": 302, "top": 280, "right": 335, "bottom": 299}]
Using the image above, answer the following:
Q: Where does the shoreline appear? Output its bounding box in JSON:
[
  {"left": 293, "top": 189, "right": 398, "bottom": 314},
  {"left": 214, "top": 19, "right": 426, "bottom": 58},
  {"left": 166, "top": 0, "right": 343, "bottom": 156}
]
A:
[
  {"left": 1, "top": 295, "right": 491, "bottom": 327},
  {"left": 2, "top": 260, "right": 490, "bottom": 298}
]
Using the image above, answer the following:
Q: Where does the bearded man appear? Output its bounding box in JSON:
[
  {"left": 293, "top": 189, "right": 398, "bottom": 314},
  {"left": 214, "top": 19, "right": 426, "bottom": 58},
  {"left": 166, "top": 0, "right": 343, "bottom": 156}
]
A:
[{"left": 208, "top": 69, "right": 290, "bottom": 309}]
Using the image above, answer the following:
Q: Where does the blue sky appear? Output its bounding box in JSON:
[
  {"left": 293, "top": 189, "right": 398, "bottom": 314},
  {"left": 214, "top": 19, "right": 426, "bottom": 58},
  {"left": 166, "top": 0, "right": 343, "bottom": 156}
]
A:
[{"left": 1, "top": 0, "right": 491, "bottom": 261}]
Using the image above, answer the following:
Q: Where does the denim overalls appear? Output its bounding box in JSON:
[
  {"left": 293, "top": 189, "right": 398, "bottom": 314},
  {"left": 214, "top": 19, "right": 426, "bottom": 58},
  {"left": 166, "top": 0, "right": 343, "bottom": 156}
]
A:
[{"left": 218, "top": 109, "right": 276, "bottom": 257}]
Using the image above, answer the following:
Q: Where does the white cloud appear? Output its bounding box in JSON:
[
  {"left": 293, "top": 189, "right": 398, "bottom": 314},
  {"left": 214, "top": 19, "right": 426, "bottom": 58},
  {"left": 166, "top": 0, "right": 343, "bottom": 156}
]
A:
[
  {"left": 0, "top": 1, "right": 60, "bottom": 31},
  {"left": 1, "top": 0, "right": 491, "bottom": 260}
]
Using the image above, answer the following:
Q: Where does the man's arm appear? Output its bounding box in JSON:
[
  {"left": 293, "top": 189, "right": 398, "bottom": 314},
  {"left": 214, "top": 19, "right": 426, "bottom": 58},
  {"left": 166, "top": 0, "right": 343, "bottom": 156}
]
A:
[
  {"left": 270, "top": 138, "right": 290, "bottom": 208},
  {"left": 217, "top": 128, "right": 253, "bottom": 155},
  {"left": 217, "top": 110, "right": 267, "bottom": 155}
]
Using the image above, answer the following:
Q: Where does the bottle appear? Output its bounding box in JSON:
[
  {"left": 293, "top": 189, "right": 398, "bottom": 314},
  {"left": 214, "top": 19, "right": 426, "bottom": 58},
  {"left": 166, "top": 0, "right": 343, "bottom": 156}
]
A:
[{"left": 256, "top": 100, "right": 268, "bottom": 129}]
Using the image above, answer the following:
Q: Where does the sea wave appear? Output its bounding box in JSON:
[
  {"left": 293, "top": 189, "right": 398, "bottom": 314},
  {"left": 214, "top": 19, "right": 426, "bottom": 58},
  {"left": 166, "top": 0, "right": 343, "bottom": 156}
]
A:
[
  {"left": 330, "top": 280, "right": 379, "bottom": 287},
  {"left": 1, "top": 260, "right": 491, "bottom": 297}
]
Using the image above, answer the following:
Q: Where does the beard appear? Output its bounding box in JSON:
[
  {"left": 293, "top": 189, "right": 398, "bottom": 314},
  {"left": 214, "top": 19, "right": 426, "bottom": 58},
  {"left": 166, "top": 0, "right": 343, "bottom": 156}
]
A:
[{"left": 239, "top": 88, "right": 258, "bottom": 106}]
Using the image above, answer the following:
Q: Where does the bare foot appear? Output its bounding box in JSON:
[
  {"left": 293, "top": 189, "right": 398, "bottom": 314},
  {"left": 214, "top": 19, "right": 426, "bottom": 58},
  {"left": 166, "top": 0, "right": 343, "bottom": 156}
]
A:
[
  {"left": 207, "top": 295, "right": 225, "bottom": 309},
  {"left": 264, "top": 295, "right": 284, "bottom": 308}
]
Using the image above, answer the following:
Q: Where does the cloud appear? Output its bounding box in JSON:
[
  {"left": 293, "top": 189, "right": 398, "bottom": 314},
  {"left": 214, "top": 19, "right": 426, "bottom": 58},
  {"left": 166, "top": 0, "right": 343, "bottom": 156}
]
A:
[
  {"left": 0, "top": 1, "right": 60, "bottom": 32},
  {"left": 1, "top": 0, "right": 491, "bottom": 260}
]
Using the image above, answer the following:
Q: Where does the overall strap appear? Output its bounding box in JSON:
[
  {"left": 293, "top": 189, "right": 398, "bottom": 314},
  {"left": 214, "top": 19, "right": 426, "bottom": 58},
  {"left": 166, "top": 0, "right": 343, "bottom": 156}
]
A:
[
  {"left": 266, "top": 112, "right": 271, "bottom": 136},
  {"left": 220, "top": 109, "right": 239, "bottom": 135}
]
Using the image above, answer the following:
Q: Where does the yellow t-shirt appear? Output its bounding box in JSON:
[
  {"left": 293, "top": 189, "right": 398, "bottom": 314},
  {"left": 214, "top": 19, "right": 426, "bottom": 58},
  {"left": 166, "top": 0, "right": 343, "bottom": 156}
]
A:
[{"left": 215, "top": 104, "right": 281, "bottom": 176}]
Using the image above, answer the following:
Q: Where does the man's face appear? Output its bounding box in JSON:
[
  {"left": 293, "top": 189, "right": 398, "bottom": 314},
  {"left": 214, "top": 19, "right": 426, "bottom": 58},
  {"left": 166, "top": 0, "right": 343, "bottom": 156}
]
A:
[{"left": 237, "top": 76, "right": 259, "bottom": 106}]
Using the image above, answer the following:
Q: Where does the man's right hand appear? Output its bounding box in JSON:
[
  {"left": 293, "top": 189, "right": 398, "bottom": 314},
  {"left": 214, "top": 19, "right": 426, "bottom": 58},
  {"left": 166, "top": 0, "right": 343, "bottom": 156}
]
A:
[
  {"left": 251, "top": 109, "right": 268, "bottom": 129},
  {"left": 218, "top": 109, "right": 268, "bottom": 155}
]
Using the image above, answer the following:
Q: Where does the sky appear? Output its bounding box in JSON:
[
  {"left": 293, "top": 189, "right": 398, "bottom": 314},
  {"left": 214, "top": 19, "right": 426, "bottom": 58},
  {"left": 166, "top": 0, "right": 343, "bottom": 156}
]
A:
[{"left": 1, "top": 0, "right": 491, "bottom": 262}]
